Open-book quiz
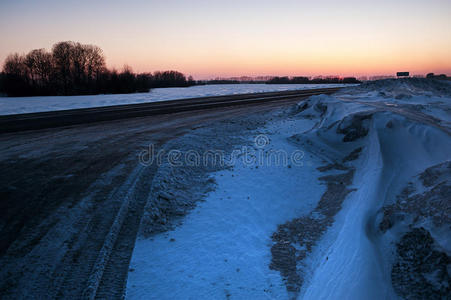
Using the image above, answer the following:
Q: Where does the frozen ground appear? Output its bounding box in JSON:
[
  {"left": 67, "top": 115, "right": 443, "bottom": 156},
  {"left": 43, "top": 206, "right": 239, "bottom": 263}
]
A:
[
  {"left": 126, "top": 79, "right": 450, "bottom": 299},
  {"left": 0, "top": 83, "right": 352, "bottom": 115}
]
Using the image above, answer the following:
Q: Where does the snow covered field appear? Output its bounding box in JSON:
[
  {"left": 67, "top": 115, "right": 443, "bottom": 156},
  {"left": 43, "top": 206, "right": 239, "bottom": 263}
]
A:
[
  {"left": 0, "top": 84, "right": 352, "bottom": 115},
  {"left": 126, "top": 79, "right": 450, "bottom": 299}
]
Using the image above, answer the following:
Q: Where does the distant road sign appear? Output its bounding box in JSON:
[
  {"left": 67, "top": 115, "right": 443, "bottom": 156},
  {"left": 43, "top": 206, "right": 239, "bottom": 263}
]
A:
[{"left": 397, "top": 72, "right": 409, "bottom": 77}]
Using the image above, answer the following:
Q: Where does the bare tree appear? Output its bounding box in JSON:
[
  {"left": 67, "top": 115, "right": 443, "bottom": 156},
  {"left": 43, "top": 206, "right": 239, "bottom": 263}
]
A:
[
  {"left": 84, "top": 44, "right": 106, "bottom": 82},
  {"left": 52, "top": 41, "right": 74, "bottom": 94},
  {"left": 24, "top": 49, "right": 52, "bottom": 88},
  {"left": 3, "top": 53, "right": 27, "bottom": 77}
]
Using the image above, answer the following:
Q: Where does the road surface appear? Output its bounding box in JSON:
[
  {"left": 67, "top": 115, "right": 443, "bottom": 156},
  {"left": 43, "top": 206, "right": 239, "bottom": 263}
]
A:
[
  {"left": 0, "top": 88, "right": 340, "bottom": 133},
  {"left": 0, "top": 91, "right": 323, "bottom": 299}
]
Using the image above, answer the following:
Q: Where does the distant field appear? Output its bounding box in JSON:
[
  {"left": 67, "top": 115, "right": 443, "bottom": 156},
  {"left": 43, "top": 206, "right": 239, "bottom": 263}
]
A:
[{"left": 0, "top": 84, "right": 355, "bottom": 115}]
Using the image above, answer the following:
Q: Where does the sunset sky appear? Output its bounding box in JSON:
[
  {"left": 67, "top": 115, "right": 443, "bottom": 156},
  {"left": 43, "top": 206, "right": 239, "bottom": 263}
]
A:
[{"left": 1, "top": 0, "right": 450, "bottom": 79}]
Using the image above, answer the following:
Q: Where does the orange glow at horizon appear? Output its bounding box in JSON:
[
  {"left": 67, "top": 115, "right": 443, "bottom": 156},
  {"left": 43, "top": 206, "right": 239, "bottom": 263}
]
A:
[{"left": 1, "top": 0, "right": 450, "bottom": 79}]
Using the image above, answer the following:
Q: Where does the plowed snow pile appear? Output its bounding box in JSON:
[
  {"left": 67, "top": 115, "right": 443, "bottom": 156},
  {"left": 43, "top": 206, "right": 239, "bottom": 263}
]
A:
[
  {"left": 293, "top": 78, "right": 450, "bottom": 299},
  {"left": 126, "top": 79, "right": 450, "bottom": 299}
]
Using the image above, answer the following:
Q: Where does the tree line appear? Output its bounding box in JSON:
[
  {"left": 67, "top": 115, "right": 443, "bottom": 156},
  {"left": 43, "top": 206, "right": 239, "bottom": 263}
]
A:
[
  {"left": 0, "top": 41, "right": 363, "bottom": 97},
  {"left": 199, "top": 76, "right": 361, "bottom": 85},
  {"left": 0, "top": 41, "right": 195, "bottom": 97},
  {"left": 267, "top": 76, "right": 360, "bottom": 84}
]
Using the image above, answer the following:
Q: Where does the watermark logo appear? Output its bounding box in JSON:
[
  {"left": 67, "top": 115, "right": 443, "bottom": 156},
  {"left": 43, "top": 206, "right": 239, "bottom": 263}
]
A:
[{"left": 254, "top": 134, "right": 270, "bottom": 148}]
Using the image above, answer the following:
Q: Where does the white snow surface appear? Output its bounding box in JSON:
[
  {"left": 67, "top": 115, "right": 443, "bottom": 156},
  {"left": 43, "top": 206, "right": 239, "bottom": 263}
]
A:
[
  {"left": 127, "top": 118, "right": 326, "bottom": 299},
  {"left": 126, "top": 79, "right": 451, "bottom": 299},
  {"left": 0, "top": 84, "right": 351, "bottom": 115}
]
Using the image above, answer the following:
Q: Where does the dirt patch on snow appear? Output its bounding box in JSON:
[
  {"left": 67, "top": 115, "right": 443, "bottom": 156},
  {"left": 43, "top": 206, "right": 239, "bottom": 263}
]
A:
[
  {"left": 270, "top": 149, "right": 358, "bottom": 294},
  {"left": 378, "top": 161, "right": 451, "bottom": 299},
  {"left": 392, "top": 227, "right": 450, "bottom": 299}
]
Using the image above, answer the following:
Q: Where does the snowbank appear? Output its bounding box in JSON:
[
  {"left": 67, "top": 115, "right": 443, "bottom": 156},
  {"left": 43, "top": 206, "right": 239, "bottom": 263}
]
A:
[{"left": 291, "top": 79, "right": 451, "bottom": 299}]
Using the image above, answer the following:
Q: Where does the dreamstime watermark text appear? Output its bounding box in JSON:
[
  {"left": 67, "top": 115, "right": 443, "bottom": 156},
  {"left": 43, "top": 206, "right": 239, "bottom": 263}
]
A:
[{"left": 138, "top": 134, "right": 304, "bottom": 168}]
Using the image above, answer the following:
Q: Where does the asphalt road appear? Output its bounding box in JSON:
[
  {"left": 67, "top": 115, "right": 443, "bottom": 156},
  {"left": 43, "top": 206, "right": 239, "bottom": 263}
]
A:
[{"left": 0, "top": 87, "right": 340, "bottom": 133}]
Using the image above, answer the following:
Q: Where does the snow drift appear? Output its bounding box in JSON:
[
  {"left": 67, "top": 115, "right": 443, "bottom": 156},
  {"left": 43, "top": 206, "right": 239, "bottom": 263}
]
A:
[{"left": 288, "top": 79, "right": 451, "bottom": 299}]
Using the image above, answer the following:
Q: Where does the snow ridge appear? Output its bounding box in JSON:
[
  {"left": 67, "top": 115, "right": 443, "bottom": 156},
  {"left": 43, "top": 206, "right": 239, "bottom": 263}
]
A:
[{"left": 290, "top": 79, "right": 451, "bottom": 299}]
